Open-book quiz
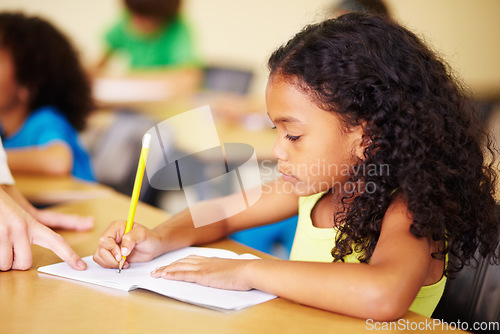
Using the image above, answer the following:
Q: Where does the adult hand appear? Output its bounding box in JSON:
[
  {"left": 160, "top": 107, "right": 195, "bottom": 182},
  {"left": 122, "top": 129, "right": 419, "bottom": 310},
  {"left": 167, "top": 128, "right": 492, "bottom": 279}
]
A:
[
  {"left": 0, "top": 188, "right": 87, "bottom": 271},
  {"left": 36, "top": 209, "right": 94, "bottom": 231},
  {"left": 0, "top": 184, "right": 93, "bottom": 231}
]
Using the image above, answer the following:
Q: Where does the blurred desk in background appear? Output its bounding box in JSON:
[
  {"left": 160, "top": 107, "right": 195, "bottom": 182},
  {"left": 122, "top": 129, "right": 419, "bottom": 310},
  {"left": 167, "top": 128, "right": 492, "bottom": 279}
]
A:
[
  {"left": 86, "top": 78, "right": 277, "bottom": 208},
  {"left": 170, "top": 117, "right": 277, "bottom": 163},
  {"left": 90, "top": 87, "right": 276, "bottom": 161},
  {"left": 13, "top": 174, "right": 113, "bottom": 206}
]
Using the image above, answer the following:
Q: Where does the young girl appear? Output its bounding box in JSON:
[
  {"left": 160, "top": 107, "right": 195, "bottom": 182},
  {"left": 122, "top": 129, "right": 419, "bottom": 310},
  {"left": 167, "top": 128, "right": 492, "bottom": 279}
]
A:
[
  {"left": 93, "top": 14, "right": 499, "bottom": 320},
  {"left": 0, "top": 13, "right": 94, "bottom": 181}
]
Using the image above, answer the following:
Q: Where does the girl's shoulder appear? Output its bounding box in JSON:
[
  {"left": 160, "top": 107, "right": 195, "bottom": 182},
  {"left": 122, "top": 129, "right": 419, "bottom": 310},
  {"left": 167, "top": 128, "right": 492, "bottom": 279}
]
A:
[
  {"left": 385, "top": 196, "right": 410, "bottom": 214},
  {"left": 30, "top": 105, "right": 61, "bottom": 116},
  {"left": 381, "top": 196, "right": 413, "bottom": 230},
  {"left": 25, "top": 106, "right": 76, "bottom": 137},
  {"left": 5, "top": 107, "right": 74, "bottom": 148},
  {"left": 298, "top": 191, "right": 326, "bottom": 207},
  {"left": 28, "top": 106, "right": 69, "bottom": 127}
]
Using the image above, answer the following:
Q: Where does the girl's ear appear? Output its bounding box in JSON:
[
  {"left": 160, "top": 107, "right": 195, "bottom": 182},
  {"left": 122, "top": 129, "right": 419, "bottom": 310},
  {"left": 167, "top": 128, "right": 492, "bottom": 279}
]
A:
[{"left": 352, "top": 121, "right": 370, "bottom": 160}]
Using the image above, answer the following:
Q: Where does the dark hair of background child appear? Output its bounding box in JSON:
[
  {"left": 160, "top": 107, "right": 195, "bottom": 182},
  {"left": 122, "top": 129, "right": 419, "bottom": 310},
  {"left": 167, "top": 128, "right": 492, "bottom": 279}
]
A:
[
  {"left": 268, "top": 13, "right": 499, "bottom": 278},
  {"left": 333, "top": 0, "right": 390, "bottom": 17},
  {"left": 0, "top": 12, "right": 92, "bottom": 131},
  {"left": 124, "top": 0, "right": 181, "bottom": 22}
]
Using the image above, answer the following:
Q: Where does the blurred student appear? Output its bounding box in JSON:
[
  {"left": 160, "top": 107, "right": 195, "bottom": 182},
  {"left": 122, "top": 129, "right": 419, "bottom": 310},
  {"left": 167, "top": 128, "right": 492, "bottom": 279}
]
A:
[
  {"left": 0, "top": 137, "right": 93, "bottom": 271},
  {"left": 0, "top": 12, "right": 95, "bottom": 181},
  {"left": 94, "top": 0, "right": 201, "bottom": 93}
]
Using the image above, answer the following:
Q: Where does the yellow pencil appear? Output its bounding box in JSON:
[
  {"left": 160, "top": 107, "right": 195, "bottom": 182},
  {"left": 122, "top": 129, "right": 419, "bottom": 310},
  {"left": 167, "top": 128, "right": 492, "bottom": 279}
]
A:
[{"left": 118, "top": 133, "right": 151, "bottom": 272}]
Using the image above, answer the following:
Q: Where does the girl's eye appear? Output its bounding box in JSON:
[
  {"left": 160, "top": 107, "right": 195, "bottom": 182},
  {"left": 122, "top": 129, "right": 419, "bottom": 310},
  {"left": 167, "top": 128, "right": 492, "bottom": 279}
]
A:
[{"left": 285, "top": 134, "right": 300, "bottom": 141}]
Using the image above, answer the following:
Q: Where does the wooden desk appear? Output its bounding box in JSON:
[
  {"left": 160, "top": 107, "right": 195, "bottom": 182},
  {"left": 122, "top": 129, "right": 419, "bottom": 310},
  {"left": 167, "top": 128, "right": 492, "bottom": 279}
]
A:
[
  {"left": 0, "top": 193, "right": 467, "bottom": 334},
  {"left": 13, "top": 174, "right": 113, "bottom": 206}
]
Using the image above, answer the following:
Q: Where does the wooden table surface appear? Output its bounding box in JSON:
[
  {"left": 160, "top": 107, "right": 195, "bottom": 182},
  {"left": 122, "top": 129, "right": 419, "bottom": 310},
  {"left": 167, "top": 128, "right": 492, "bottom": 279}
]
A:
[{"left": 0, "top": 192, "right": 468, "bottom": 334}]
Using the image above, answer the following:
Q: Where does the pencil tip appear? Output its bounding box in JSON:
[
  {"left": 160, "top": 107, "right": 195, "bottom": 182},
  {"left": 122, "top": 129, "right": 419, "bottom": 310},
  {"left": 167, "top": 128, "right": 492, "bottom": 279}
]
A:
[{"left": 118, "top": 256, "right": 125, "bottom": 273}]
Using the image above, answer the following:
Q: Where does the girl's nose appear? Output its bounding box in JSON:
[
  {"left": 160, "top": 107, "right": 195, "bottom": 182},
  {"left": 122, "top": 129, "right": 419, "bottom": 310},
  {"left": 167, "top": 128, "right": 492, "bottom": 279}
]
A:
[{"left": 272, "top": 138, "right": 287, "bottom": 161}]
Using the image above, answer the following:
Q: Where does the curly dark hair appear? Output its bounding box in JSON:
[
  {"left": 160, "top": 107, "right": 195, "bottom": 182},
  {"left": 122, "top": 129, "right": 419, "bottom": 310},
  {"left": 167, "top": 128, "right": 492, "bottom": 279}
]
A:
[
  {"left": 0, "top": 12, "right": 92, "bottom": 131},
  {"left": 268, "top": 13, "right": 499, "bottom": 277}
]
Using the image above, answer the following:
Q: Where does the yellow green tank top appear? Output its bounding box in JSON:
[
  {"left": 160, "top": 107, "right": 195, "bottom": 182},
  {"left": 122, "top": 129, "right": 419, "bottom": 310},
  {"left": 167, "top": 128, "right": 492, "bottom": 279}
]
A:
[{"left": 289, "top": 192, "right": 446, "bottom": 317}]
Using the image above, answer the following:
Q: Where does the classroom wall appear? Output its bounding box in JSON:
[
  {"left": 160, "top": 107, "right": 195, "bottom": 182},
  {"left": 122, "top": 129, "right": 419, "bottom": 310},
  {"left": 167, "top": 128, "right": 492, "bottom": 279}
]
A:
[
  {"left": 0, "top": 0, "right": 499, "bottom": 100},
  {"left": 389, "top": 0, "right": 500, "bottom": 101}
]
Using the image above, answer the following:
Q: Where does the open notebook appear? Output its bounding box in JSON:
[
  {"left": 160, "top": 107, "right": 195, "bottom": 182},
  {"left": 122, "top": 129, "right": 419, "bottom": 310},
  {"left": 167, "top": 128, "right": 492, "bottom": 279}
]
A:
[{"left": 38, "top": 247, "right": 276, "bottom": 311}]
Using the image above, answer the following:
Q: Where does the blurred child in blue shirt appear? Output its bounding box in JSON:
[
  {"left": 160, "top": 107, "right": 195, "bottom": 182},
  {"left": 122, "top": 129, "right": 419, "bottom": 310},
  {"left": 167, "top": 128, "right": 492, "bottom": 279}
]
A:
[{"left": 0, "top": 12, "right": 94, "bottom": 181}]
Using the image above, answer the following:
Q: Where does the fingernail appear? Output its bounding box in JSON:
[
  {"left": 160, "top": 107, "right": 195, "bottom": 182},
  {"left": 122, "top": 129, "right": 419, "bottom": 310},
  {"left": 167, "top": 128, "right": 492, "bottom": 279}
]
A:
[
  {"left": 77, "top": 260, "right": 86, "bottom": 270},
  {"left": 115, "top": 253, "right": 122, "bottom": 261},
  {"left": 121, "top": 247, "right": 129, "bottom": 256}
]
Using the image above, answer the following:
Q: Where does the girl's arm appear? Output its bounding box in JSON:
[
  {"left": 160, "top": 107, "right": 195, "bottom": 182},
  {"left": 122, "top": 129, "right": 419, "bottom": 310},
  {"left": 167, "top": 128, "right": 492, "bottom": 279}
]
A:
[
  {"left": 6, "top": 143, "right": 73, "bottom": 176},
  {"left": 153, "top": 199, "right": 434, "bottom": 321},
  {"left": 93, "top": 179, "right": 300, "bottom": 267}
]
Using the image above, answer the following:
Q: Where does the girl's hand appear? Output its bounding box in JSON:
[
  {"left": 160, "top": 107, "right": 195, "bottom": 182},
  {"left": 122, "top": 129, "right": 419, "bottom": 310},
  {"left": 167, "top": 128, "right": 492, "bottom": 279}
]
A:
[
  {"left": 93, "top": 221, "right": 162, "bottom": 269},
  {"left": 150, "top": 255, "right": 254, "bottom": 291},
  {"left": 35, "top": 209, "right": 94, "bottom": 231}
]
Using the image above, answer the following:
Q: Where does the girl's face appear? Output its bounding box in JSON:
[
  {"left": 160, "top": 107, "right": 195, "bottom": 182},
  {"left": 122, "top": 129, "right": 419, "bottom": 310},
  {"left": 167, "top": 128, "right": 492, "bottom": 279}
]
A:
[
  {"left": 0, "top": 47, "right": 26, "bottom": 114},
  {"left": 266, "top": 76, "right": 364, "bottom": 197}
]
